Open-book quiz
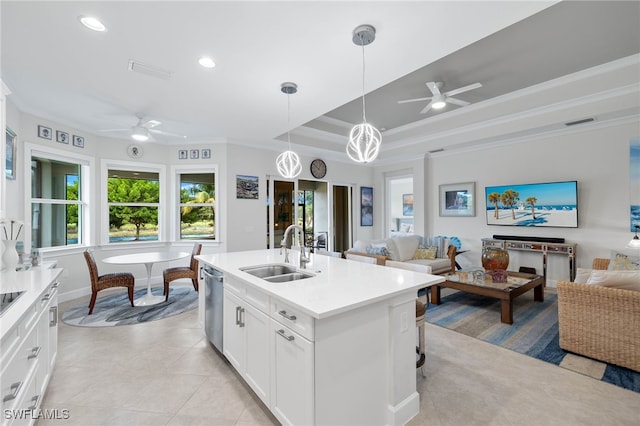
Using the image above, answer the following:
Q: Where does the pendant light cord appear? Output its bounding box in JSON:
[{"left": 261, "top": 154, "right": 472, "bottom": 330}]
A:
[
  {"left": 361, "top": 42, "right": 367, "bottom": 123},
  {"left": 287, "top": 93, "right": 292, "bottom": 149}
]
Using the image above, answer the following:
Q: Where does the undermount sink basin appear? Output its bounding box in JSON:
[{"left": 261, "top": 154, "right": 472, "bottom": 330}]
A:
[{"left": 240, "top": 264, "right": 314, "bottom": 282}]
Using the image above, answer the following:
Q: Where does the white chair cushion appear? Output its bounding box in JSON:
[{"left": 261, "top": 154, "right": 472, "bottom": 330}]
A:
[{"left": 586, "top": 269, "right": 640, "bottom": 291}]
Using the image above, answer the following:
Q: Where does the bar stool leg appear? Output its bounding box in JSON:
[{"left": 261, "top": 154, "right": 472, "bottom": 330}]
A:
[{"left": 416, "top": 300, "right": 426, "bottom": 377}]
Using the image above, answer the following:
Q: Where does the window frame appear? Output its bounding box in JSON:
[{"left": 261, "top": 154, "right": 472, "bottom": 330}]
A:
[
  {"left": 101, "top": 159, "right": 166, "bottom": 247},
  {"left": 171, "top": 164, "right": 219, "bottom": 242},
  {"left": 24, "top": 143, "right": 94, "bottom": 254}
]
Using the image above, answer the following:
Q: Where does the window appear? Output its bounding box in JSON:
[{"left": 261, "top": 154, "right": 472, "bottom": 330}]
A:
[
  {"left": 29, "top": 149, "right": 90, "bottom": 250},
  {"left": 179, "top": 172, "right": 216, "bottom": 240},
  {"left": 107, "top": 169, "right": 160, "bottom": 243}
]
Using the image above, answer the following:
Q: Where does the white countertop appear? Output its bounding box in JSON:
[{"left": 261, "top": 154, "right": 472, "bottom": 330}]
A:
[
  {"left": 196, "top": 249, "right": 444, "bottom": 319},
  {"left": 0, "top": 268, "right": 63, "bottom": 338}
]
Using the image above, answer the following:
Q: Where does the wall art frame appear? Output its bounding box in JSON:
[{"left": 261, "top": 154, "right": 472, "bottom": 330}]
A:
[
  {"left": 202, "top": 149, "right": 211, "bottom": 159},
  {"left": 72, "top": 135, "right": 84, "bottom": 148},
  {"left": 37, "top": 125, "right": 52, "bottom": 140},
  {"left": 439, "top": 182, "right": 475, "bottom": 217},
  {"left": 236, "top": 175, "right": 259, "bottom": 199},
  {"left": 361, "top": 186, "right": 373, "bottom": 226},
  {"left": 56, "top": 130, "right": 69, "bottom": 144},
  {"left": 5, "top": 127, "right": 16, "bottom": 180},
  {"left": 402, "top": 193, "right": 413, "bottom": 217}
]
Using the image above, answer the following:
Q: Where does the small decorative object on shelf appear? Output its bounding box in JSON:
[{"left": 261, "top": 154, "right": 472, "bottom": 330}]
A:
[
  {"left": 1, "top": 218, "right": 24, "bottom": 271},
  {"left": 482, "top": 246, "right": 509, "bottom": 271}
]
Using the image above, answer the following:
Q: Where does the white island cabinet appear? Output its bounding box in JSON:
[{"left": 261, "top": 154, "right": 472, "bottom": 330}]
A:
[
  {"left": 1, "top": 268, "right": 63, "bottom": 426},
  {"left": 197, "top": 249, "right": 444, "bottom": 425}
]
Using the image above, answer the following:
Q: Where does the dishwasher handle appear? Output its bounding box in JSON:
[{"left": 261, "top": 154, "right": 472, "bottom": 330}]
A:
[{"left": 203, "top": 267, "right": 223, "bottom": 282}]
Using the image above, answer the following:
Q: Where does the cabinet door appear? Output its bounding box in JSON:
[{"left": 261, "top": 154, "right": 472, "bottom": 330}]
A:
[
  {"left": 223, "top": 290, "right": 244, "bottom": 371},
  {"left": 244, "top": 304, "right": 270, "bottom": 406},
  {"left": 270, "top": 320, "right": 314, "bottom": 426}
]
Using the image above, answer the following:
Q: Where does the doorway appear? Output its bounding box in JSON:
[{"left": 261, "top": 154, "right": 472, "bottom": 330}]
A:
[
  {"left": 386, "top": 174, "right": 414, "bottom": 237},
  {"left": 332, "top": 184, "right": 352, "bottom": 253}
]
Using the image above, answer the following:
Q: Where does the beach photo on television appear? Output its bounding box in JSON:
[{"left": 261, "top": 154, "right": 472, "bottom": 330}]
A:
[{"left": 485, "top": 181, "right": 578, "bottom": 228}]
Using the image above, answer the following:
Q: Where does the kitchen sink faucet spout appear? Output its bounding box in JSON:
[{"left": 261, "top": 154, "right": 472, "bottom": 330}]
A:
[{"left": 281, "top": 224, "right": 310, "bottom": 268}]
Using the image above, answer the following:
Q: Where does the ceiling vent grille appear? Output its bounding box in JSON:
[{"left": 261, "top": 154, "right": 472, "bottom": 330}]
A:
[
  {"left": 564, "top": 117, "right": 595, "bottom": 126},
  {"left": 128, "top": 60, "right": 172, "bottom": 80}
]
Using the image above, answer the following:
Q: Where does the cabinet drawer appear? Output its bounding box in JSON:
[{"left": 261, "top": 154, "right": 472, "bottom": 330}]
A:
[
  {"left": 271, "top": 300, "right": 314, "bottom": 341},
  {"left": 1, "top": 328, "right": 39, "bottom": 416}
]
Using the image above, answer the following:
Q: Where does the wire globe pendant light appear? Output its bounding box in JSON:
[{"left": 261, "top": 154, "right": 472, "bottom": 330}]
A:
[
  {"left": 276, "top": 82, "right": 302, "bottom": 179},
  {"left": 347, "top": 24, "right": 381, "bottom": 164}
]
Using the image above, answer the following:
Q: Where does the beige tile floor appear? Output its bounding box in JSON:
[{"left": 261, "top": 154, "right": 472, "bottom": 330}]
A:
[{"left": 38, "top": 289, "right": 640, "bottom": 426}]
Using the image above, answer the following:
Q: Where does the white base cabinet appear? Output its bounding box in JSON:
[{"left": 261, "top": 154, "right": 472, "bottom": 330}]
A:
[
  {"left": 1, "top": 279, "right": 59, "bottom": 426},
  {"left": 220, "top": 274, "right": 419, "bottom": 425}
]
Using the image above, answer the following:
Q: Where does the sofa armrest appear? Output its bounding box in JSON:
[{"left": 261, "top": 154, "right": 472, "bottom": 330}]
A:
[
  {"left": 344, "top": 250, "right": 387, "bottom": 266},
  {"left": 557, "top": 280, "right": 640, "bottom": 372}
]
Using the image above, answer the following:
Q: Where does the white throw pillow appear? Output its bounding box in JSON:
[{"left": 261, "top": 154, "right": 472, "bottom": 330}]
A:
[
  {"left": 586, "top": 269, "right": 640, "bottom": 291},
  {"left": 391, "top": 235, "right": 421, "bottom": 262},
  {"left": 608, "top": 250, "right": 640, "bottom": 270},
  {"left": 352, "top": 240, "right": 370, "bottom": 253},
  {"left": 574, "top": 268, "right": 592, "bottom": 283}
]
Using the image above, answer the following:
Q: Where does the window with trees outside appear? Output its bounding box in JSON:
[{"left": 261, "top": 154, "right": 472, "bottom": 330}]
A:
[
  {"left": 179, "top": 172, "right": 216, "bottom": 240},
  {"left": 31, "top": 155, "right": 84, "bottom": 248},
  {"left": 107, "top": 169, "right": 160, "bottom": 243}
]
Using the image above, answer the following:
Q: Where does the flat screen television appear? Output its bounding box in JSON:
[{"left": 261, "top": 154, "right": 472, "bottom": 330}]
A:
[{"left": 485, "top": 180, "right": 578, "bottom": 228}]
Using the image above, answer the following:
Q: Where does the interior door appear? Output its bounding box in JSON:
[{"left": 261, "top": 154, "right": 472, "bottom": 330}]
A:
[{"left": 332, "top": 185, "right": 352, "bottom": 253}]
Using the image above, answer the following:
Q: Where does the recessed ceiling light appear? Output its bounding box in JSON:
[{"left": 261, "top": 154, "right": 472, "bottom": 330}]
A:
[
  {"left": 79, "top": 15, "right": 106, "bottom": 32},
  {"left": 198, "top": 57, "right": 216, "bottom": 69}
]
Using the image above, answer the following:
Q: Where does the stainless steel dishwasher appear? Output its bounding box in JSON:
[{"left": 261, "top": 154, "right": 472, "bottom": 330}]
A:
[{"left": 203, "top": 265, "right": 224, "bottom": 352}]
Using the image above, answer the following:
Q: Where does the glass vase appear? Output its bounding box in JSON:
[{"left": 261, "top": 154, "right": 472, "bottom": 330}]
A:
[
  {"left": 482, "top": 246, "right": 509, "bottom": 271},
  {"left": 2, "top": 240, "right": 20, "bottom": 271}
]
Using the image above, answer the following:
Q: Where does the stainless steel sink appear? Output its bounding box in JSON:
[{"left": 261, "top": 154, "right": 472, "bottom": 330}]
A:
[
  {"left": 240, "top": 264, "right": 314, "bottom": 282},
  {"left": 264, "top": 272, "right": 313, "bottom": 283}
]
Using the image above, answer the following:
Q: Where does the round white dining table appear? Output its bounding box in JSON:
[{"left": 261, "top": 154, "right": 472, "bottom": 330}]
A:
[{"left": 102, "top": 251, "right": 190, "bottom": 306}]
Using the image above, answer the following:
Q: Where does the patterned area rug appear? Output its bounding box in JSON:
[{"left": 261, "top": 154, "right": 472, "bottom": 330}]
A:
[
  {"left": 425, "top": 288, "right": 640, "bottom": 393},
  {"left": 62, "top": 286, "right": 198, "bottom": 327}
]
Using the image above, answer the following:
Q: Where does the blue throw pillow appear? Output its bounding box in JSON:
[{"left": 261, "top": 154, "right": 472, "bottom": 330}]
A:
[{"left": 366, "top": 246, "right": 390, "bottom": 257}]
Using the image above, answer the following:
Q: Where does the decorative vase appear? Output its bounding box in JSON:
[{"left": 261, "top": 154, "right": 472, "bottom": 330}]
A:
[
  {"left": 482, "top": 246, "right": 509, "bottom": 271},
  {"left": 2, "top": 240, "right": 20, "bottom": 271}
]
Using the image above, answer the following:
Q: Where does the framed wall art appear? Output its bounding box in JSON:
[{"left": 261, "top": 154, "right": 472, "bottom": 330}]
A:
[
  {"left": 56, "top": 131, "right": 69, "bottom": 144},
  {"left": 236, "top": 175, "right": 258, "bottom": 199},
  {"left": 178, "top": 149, "right": 188, "bottom": 160},
  {"left": 5, "top": 128, "right": 16, "bottom": 180},
  {"left": 402, "top": 194, "right": 413, "bottom": 216},
  {"left": 72, "top": 135, "right": 84, "bottom": 148},
  {"left": 37, "top": 125, "right": 52, "bottom": 140},
  {"left": 202, "top": 149, "right": 211, "bottom": 159},
  {"left": 439, "top": 182, "right": 475, "bottom": 217},
  {"left": 361, "top": 186, "right": 373, "bottom": 226},
  {"left": 190, "top": 149, "right": 199, "bottom": 159}
]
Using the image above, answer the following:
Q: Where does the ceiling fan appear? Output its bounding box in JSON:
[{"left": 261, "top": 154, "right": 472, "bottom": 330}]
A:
[
  {"left": 397, "top": 81, "right": 482, "bottom": 114},
  {"left": 98, "top": 116, "right": 186, "bottom": 142}
]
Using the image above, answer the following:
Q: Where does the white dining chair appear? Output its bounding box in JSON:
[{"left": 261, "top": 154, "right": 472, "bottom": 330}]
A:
[{"left": 315, "top": 250, "right": 342, "bottom": 258}]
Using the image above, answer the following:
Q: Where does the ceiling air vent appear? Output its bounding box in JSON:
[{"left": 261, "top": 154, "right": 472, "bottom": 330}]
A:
[
  {"left": 564, "top": 117, "right": 595, "bottom": 126},
  {"left": 128, "top": 60, "right": 172, "bottom": 80}
]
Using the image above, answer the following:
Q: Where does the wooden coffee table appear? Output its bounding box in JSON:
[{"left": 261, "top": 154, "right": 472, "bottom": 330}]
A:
[{"left": 430, "top": 270, "right": 544, "bottom": 324}]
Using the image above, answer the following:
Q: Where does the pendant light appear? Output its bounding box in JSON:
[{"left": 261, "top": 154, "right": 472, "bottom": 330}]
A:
[
  {"left": 347, "top": 24, "right": 381, "bottom": 164},
  {"left": 276, "top": 82, "right": 302, "bottom": 179}
]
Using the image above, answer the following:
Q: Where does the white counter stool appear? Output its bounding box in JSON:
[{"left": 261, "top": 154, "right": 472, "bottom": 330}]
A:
[{"left": 385, "top": 260, "right": 432, "bottom": 377}]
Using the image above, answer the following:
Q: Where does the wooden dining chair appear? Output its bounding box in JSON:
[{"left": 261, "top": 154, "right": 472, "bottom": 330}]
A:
[
  {"left": 83, "top": 250, "right": 135, "bottom": 315},
  {"left": 162, "top": 243, "right": 202, "bottom": 301}
]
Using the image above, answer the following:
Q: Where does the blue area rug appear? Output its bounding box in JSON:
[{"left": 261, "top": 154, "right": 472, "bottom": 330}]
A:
[
  {"left": 62, "top": 286, "right": 198, "bottom": 327},
  {"left": 425, "top": 288, "right": 640, "bottom": 393}
]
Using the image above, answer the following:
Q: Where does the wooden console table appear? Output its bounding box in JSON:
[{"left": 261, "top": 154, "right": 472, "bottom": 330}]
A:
[{"left": 481, "top": 238, "right": 577, "bottom": 283}]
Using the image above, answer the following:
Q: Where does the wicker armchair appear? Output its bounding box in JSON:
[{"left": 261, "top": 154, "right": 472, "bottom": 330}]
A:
[
  {"left": 162, "top": 243, "right": 202, "bottom": 301},
  {"left": 557, "top": 258, "right": 640, "bottom": 372},
  {"left": 83, "top": 250, "right": 135, "bottom": 315}
]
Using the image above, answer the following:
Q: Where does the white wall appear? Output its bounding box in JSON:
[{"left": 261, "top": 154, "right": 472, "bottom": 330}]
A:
[{"left": 424, "top": 119, "right": 639, "bottom": 284}]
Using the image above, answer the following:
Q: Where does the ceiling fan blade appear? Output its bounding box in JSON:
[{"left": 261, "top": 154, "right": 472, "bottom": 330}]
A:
[
  {"left": 397, "top": 96, "right": 432, "bottom": 104},
  {"left": 141, "top": 119, "right": 162, "bottom": 129},
  {"left": 446, "top": 97, "right": 470, "bottom": 107},
  {"left": 420, "top": 100, "right": 435, "bottom": 114},
  {"left": 426, "top": 82, "right": 441, "bottom": 96},
  {"left": 149, "top": 128, "right": 187, "bottom": 138},
  {"left": 98, "top": 128, "right": 129, "bottom": 132},
  {"left": 445, "top": 82, "right": 482, "bottom": 97}
]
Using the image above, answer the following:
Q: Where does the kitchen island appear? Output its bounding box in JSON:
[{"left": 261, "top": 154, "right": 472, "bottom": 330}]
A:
[{"left": 196, "top": 249, "right": 444, "bottom": 426}]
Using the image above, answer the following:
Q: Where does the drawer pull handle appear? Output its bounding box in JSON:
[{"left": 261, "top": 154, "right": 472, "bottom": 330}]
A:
[
  {"left": 238, "top": 307, "right": 245, "bottom": 328},
  {"left": 52, "top": 282, "right": 60, "bottom": 289},
  {"left": 277, "top": 329, "right": 295, "bottom": 342},
  {"left": 41, "top": 294, "right": 51, "bottom": 302},
  {"left": 50, "top": 306, "right": 58, "bottom": 327},
  {"left": 28, "top": 395, "right": 40, "bottom": 410},
  {"left": 235, "top": 306, "right": 245, "bottom": 327},
  {"left": 28, "top": 346, "right": 42, "bottom": 359},
  {"left": 278, "top": 310, "right": 297, "bottom": 321},
  {"left": 3, "top": 382, "right": 22, "bottom": 402}
]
